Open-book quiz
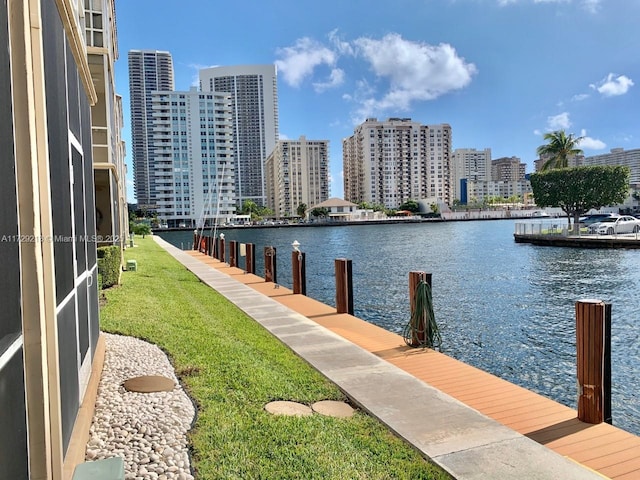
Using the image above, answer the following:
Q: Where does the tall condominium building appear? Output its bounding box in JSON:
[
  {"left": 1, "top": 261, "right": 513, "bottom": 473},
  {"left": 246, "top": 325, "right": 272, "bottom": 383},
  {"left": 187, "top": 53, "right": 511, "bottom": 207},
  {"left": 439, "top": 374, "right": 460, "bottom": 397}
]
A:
[
  {"left": 128, "top": 50, "right": 174, "bottom": 208},
  {"left": 463, "top": 156, "right": 531, "bottom": 204},
  {"left": 150, "top": 88, "right": 236, "bottom": 228},
  {"left": 451, "top": 148, "right": 492, "bottom": 202},
  {"left": 265, "top": 136, "right": 330, "bottom": 219},
  {"left": 199, "top": 65, "right": 279, "bottom": 208},
  {"left": 583, "top": 148, "right": 640, "bottom": 186},
  {"left": 534, "top": 153, "right": 583, "bottom": 171},
  {"left": 343, "top": 118, "right": 452, "bottom": 208},
  {"left": 491, "top": 156, "right": 526, "bottom": 182}
]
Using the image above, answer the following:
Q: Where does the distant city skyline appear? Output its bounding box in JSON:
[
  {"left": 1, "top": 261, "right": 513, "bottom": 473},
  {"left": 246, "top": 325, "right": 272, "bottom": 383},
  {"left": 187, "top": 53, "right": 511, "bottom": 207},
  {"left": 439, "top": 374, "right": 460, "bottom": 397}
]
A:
[{"left": 115, "top": 0, "right": 639, "bottom": 202}]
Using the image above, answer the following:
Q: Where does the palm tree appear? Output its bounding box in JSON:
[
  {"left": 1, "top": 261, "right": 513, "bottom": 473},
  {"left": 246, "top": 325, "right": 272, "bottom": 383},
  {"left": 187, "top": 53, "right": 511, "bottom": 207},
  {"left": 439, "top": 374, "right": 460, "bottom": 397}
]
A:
[{"left": 537, "top": 130, "right": 584, "bottom": 170}]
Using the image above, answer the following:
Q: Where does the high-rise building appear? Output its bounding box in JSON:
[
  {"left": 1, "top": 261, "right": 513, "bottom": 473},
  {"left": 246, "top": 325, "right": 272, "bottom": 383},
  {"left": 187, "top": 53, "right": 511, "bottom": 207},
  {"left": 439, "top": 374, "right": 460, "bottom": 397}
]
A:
[
  {"left": 451, "top": 148, "right": 492, "bottom": 203},
  {"left": 582, "top": 148, "right": 640, "bottom": 186},
  {"left": 128, "top": 50, "right": 174, "bottom": 208},
  {"left": 491, "top": 156, "right": 526, "bottom": 182},
  {"left": 199, "top": 65, "right": 279, "bottom": 208},
  {"left": 265, "top": 136, "right": 330, "bottom": 219},
  {"left": 150, "top": 88, "right": 236, "bottom": 227},
  {"left": 343, "top": 118, "right": 452, "bottom": 208}
]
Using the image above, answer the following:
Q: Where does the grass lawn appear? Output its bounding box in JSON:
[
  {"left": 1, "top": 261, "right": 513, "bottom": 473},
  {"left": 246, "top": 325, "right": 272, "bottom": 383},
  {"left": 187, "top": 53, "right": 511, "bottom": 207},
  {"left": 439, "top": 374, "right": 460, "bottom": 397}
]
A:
[{"left": 99, "top": 236, "right": 450, "bottom": 480}]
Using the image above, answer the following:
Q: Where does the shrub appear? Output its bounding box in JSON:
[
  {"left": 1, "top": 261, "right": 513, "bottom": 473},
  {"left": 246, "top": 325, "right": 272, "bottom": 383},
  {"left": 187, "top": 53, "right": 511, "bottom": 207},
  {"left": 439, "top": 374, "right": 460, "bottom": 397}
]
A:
[{"left": 97, "top": 245, "right": 121, "bottom": 289}]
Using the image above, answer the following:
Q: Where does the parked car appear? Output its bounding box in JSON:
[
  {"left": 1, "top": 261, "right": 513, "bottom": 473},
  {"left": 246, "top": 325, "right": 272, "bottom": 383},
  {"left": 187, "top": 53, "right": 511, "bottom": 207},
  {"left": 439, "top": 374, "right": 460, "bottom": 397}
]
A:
[
  {"left": 587, "top": 215, "right": 640, "bottom": 235},
  {"left": 579, "top": 213, "right": 619, "bottom": 226}
]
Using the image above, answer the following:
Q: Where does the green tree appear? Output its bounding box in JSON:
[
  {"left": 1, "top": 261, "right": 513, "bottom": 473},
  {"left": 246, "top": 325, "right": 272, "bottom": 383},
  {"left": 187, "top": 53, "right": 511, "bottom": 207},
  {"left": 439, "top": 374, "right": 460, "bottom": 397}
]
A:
[
  {"left": 296, "top": 203, "right": 307, "bottom": 217},
  {"left": 398, "top": 199, "right": 419, "bottom": 212},
  {"left": 133, "top": 223, "right": 152, "bottom": 238},
  {"left": 310, "top": 207, "right": 329, "bottom": 218},
  {"left": 530, "top": 165, "right": 629, "bottom": 229},
  {"left": 537, "top": 130, "right": 584, "bottom": 170}
]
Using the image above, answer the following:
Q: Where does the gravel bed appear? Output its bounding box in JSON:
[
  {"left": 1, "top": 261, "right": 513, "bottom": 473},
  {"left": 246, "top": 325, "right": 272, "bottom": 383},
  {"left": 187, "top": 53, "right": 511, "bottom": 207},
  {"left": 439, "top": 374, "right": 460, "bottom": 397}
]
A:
[{"left": 85, "top": 333, "right": 196, "bottom": 480}]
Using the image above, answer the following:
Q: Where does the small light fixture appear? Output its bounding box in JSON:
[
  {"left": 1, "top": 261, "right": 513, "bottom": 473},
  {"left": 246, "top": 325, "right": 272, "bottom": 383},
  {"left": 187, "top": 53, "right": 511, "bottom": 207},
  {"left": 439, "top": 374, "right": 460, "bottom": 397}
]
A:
[
  {"left": 219, "top": 233, "right": 225, "bottom": 240},
  {"left": 292, "top": 240, "right": 300, "bottom": 252}
]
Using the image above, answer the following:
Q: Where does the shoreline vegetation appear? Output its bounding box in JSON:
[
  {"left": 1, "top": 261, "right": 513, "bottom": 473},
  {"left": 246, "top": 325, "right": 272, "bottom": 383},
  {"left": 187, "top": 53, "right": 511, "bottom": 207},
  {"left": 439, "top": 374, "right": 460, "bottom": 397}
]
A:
[{"left": 99, "top": 237, "right": 450, "bottom": 479}]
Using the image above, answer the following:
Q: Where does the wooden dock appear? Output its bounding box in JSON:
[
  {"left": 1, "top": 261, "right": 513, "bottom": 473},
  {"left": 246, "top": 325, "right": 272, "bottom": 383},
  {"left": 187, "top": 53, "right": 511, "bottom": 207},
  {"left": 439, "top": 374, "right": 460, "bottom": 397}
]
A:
[{"left": 187, "top": 250, "right": 640, "bottom": 479}]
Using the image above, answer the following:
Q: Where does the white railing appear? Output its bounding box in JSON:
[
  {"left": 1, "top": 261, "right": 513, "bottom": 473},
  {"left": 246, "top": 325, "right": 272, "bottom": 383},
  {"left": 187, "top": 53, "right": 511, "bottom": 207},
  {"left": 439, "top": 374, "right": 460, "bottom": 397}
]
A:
[{"left": 515, "top": 221, "right": 640, "bottom": 240}]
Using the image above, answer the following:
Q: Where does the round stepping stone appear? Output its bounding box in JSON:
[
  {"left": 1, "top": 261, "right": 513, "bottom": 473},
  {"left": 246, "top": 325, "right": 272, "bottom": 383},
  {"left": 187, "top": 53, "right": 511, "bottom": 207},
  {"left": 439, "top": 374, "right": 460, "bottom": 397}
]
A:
[
  {"left": 123, "top": 375, "right": 175, "bottom": 393},
  {"left": 264, "top": 401, "right": 313, "bottom": 416},
  {"left": 311, "top": 400, "right": 355, "bottom": 418}
]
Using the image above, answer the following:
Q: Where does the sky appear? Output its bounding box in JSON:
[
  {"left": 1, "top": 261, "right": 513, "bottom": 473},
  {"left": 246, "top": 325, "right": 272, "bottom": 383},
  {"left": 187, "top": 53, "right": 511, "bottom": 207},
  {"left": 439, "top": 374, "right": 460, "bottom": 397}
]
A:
[{"left": 114, "top": 0, "right": 639, "bottom": 202}]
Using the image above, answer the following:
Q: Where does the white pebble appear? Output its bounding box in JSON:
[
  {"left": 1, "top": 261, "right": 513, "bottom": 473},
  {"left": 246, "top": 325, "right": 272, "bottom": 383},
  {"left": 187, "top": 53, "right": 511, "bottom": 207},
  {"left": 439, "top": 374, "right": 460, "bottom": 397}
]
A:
[{"left": 84, "top": 334, "right": 195, "bottom": 480}]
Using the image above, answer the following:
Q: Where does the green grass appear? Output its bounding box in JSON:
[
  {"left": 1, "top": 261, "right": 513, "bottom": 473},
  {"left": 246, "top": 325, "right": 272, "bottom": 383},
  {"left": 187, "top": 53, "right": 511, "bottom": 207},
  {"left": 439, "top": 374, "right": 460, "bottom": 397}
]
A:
[{"left": 100, "top": 237, "right": 450, "bottom": 480}]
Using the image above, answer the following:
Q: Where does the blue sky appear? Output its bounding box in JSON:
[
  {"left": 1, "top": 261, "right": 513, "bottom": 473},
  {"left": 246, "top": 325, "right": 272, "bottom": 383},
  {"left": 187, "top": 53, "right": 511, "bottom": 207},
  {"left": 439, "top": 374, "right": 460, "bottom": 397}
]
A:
[{"left": 114, "top": 0, "right": 638, "bottom": 202}]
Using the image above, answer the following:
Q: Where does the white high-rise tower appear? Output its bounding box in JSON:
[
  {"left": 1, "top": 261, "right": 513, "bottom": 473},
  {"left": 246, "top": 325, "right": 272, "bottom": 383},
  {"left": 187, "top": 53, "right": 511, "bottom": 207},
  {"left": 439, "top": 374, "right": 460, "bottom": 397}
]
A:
[{"left": 199, "top": 65, "right": 279, "bottom": 208}]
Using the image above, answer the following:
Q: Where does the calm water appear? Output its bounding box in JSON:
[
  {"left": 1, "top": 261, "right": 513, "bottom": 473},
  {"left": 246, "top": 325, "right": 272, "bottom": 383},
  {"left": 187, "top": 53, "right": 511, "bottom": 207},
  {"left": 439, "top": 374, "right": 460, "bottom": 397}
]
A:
[{"left": 158, "top": 220, "right": 640, "bottom": 435}]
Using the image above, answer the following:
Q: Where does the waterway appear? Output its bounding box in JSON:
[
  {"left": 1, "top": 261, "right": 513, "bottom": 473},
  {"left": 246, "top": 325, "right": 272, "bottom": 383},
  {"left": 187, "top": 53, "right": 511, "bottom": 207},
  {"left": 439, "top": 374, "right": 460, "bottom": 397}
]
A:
[{"left": 157, "top": 220, "right": 640, "bottom": 436}]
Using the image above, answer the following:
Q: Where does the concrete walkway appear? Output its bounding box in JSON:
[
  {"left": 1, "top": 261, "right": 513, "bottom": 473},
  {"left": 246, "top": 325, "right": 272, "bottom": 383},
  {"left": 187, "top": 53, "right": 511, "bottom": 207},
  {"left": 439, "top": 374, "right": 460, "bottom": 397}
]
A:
[{"left": 155, "top": 237, "right": 604, "bottom": 479}]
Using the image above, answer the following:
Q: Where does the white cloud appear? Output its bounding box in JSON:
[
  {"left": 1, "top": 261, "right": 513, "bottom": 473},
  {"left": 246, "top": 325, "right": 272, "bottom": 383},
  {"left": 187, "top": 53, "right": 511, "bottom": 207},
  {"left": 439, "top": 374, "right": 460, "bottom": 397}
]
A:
[
  {"left": 328, "top": 29, "right": 354, "bottom": 56},
  {"left": 571, "top": 93, "right": 589, "bottom": 102},
  {"left": 547, "top": 112, "right": 571, "bottom": 130},
  {"left": 313, "top": 68, "right": 345, "bottom": 93},
  {"left": 577, "top": 129, "right": 606, "bottom": 150},
  {"left": 352, "top": 34, "right": 477, "bottom": 116},
  {"left": 581, "top": 0, "right": 602, "bottom": 13},
  {"left": 276, "top": 32, "right": 476, "bottom": 119},
  {"left": 275, "top": 38, "right": 338, "bottom": 88},
  {"left": 590, "top": 73, "right": 634, "bottom": 97}
]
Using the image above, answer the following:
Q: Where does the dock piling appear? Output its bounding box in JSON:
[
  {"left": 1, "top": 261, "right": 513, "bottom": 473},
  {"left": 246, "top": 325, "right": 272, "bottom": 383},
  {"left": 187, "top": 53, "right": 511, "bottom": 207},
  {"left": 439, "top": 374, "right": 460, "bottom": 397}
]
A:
[
  {"left": 245, "top": 243, "right": 255, "bottom": 274},
  {"left": 229, "top": 240, "right": 238, "bottom": 267},
  {"left": 264, "top": 246, "right": 277, "bottom": 283},
  {"left": 291, "top": 242, "right": 306, "bottom": 294},
  {"left": 408, "top": 271, "right": 432, "bottom": 347},
  {"left": 335, "top": 259, "right": 354, "bottom": 314},
  {"left": 576, "top": 299, "right": 612, "bottom": 424}
]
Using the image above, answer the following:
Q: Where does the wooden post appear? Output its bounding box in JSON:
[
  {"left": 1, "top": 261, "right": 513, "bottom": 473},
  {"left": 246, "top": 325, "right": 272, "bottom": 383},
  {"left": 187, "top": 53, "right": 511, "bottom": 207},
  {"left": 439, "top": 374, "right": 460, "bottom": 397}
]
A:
[
  {"left": 218, "top": 237, "right": 226, "bottom": 263},
  {"left": 409, "top": 271, "right": 432, "bottom": 346},
  {"left": 335, "top": 258, "right": 353, "bottom": 314},
  {"left": 207, "top": 236, "right": 214, "bottom": 257},
  {"left": 193, "top": 233, "right": 198, "bottom": 251},
  {"left": 245, "top": 243, "right": 255, "bottom": 274},
  {"left": 576, "top": 299, "right": 612, "bottom": 424},
  {"left": 264, "top": 246, "right": 277, "bottom": 283},
  {"left": 229, "top": 240, "right": 238, "bottom": 267},
  {"left": 199, "top": 235, "right": 206, "bottom": 254},
  {"left": 291, "top": 251, "right": 306, "bottom": 295}
]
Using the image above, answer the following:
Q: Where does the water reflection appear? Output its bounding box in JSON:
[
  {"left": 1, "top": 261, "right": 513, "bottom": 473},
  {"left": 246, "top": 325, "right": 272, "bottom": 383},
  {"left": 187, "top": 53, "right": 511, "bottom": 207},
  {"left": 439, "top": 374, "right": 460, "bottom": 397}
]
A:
[{"left": 159, "top": 221, "right": 640, "bottom": 435}]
